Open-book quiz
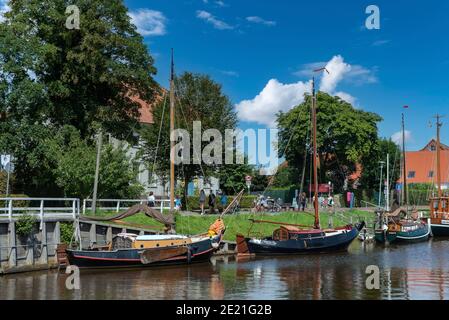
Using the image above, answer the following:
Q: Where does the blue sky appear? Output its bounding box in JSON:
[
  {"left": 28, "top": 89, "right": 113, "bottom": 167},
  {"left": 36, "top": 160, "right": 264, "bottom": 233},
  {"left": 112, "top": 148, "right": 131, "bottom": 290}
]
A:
[{"left": 124, "top": 0, "right": 449, "bottom": 151}]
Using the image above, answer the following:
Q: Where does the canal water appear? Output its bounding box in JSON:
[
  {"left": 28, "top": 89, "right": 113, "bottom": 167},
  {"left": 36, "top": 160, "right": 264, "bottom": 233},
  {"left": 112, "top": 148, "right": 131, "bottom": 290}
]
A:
[{"left": 1, "top": 238, "right": 449, "bottom": 300}]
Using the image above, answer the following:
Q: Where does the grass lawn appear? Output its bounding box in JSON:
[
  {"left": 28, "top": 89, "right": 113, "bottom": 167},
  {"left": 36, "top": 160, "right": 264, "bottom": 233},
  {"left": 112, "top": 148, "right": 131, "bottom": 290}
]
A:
[{"left": 84, "top": 209, "right": 372, "bottom": 241}]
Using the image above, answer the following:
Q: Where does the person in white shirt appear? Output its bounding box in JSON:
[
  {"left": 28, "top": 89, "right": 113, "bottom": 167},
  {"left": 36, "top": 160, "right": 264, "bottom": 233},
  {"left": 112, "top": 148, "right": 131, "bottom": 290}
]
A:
[{"left": 147, "top": 192, "right": 155, "bottom": 207}]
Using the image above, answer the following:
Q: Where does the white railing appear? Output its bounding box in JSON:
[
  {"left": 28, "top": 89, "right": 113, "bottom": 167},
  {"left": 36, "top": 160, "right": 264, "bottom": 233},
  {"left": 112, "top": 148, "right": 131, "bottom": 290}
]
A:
[
  {"left": 82, "top": 198, "right": 171, "bottom": 214},
  {"left": 0, "top": 197, "right": 80, "bottom": 222}
]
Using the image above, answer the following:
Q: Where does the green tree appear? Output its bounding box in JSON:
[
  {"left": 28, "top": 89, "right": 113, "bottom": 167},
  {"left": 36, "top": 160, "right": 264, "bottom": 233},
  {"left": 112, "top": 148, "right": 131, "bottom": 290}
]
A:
[
  {"left": 140, "top": 72, "right": 238, "bottom": 199},
  {"left": 0, "top": 0, "right": 157, "bottom": 195},
  {"left": 45, "top": 125, "right": 143, "bottom": 199},
  {"left": 359, "top": 138, "right": 401, "bottom": 192},
  {"left": 277, "top": 92, "right": 382, "bottom": 193},
  {"left": 218, "top": 161, "right": 254, "bottom": 194},
  {"left": 271, "top": 165, "right": 300, "bottom": 188}
]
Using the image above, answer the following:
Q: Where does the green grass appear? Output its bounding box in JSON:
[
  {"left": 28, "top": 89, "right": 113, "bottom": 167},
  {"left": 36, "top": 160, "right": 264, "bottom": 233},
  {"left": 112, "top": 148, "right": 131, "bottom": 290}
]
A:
[{"left": 84, "top": 209, "right": 371, "bottom": 241}]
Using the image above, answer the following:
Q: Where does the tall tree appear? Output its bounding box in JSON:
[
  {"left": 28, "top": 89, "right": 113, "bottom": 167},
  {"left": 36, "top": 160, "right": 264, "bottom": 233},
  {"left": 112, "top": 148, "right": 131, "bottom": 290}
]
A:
[
  {"left": 277, "top": 92, "right": 382, "bottom": 192},
  {"left": 0, "top": 0, "right": 157, "bottom": 195},
  {"left": 45, "top": 125, "right": 143, "bottom": 199},
  {"left": 359, "top": 138, "right": 401, "bottom": 192},
  {"left": 140, "top": 72, "right": 238, "bottom": 199}
]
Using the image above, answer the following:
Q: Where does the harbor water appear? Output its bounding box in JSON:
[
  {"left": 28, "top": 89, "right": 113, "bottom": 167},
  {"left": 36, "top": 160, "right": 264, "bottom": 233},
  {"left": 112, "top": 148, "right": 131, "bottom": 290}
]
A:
[{"left": 1, "top": 238, "right": 449, "bottom": 300}]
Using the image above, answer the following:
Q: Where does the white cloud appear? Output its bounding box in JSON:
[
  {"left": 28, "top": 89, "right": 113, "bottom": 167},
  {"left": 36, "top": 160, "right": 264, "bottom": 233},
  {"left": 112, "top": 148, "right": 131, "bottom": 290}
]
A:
[
  {"left": 236, "top": 55, "right": 377, "bottom": 125},
  {"left": 334, "top": 91, "right": 356, "bottom": 105},
  {"left": 215, "top": 1, "right": 227, "bottom": 7},
  {"left": 320, "top": 55, "right": 352, "bottom": 93},
  {"left": 0, "top": 0, "right": 10, "bottom": 23},
  {"left": 196, "top": 10, "right": 233, "bottom": 30},
  {"left": 235, "top": 79, "right": 311, "bottom": 126},
  {"left": 129, "top": 9, "right": 167, "bottom": 36},
  {"left": 220, "top": 70, "right": 239, "bottom": 77},
  {"left": 295, "top": 56, "right": 377, "bottom": 86},
  {"left": 391, "top": 130, "right": 412, "bottom": 145},
  {"left": 246, "top": 16, "right": 276, "bottom": 26}
]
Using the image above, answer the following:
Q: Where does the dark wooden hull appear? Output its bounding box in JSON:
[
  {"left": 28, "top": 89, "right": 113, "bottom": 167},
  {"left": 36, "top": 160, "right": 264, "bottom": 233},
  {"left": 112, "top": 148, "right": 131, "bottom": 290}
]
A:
[
  {"left": 240, "top": 223, "right": 363, "bottom": 255},
  {"left": 430, "top": 223, "right": 449, "bottom": 237},
  {"left": 66, "top": 235, "right": 221, "bottom": 269}
]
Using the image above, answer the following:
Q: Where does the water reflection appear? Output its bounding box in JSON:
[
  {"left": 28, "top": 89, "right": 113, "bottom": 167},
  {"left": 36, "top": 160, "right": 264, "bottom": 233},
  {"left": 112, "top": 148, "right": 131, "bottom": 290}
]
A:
[{"left": 1, "top": 239, "right": 449, "bottom": 300}]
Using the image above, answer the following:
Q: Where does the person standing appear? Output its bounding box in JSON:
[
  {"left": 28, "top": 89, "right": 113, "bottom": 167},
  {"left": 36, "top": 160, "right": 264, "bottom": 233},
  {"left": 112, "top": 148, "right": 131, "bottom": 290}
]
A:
[
  {"left": 147, "top": 192, "right": 155, "bottom": 207},
  {"left": 301, "top": 192, "right": 307, "bottom": 212},
  {"left": 220, "top": 192, "right": 228, "bottom": 212},
  {"left": 208, "top": 191, "right": 216, "bottom": 214},
  {"left": 174, "top": 195, "right": 182, "bottom": 211},
  {"left": 199, "top": 189, "right": 206, "bottom": 215}
]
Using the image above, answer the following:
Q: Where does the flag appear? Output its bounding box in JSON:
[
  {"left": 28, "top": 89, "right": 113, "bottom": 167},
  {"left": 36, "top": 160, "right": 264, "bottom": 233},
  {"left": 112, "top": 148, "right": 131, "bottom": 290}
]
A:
[{"left": 403, "top": 106, "right": 409, "bottom": 109}]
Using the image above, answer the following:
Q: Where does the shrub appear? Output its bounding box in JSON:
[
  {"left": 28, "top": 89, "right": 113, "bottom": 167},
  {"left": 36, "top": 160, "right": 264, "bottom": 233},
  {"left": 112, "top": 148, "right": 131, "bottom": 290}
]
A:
[
  {"left": 16, "top": 214, "right": 37, "bottom": 238},
  {"left": 60, "top": 222, "right": 75, "bottom": 244},
  {"left": 0, "top": 194, "right": 29, "bottom": 207}
]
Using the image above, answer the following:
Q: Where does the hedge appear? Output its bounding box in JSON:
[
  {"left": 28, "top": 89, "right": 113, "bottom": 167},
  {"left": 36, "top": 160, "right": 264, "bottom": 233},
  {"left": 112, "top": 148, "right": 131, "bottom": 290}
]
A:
[
  {"left": 0, "top": 194, "right": 30, "bottom": 207},
  {"left": 186, "top": 195, "right": 257, "bottom": 211}
]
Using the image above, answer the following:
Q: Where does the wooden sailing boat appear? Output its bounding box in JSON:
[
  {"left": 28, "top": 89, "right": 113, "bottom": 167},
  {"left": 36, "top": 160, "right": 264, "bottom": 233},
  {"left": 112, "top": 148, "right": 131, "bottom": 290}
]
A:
[
  {"left": 429, "top": 115, "right": 449, "bottom": 236},
  {"left": 374, "top": 112, "right": 430, "bottom": 243},
  {"left": 236, "top": 70, "right": 364, "bottom": 256},
  {"left": 66, "top": 51, "right": 238, "bottom": 269}
]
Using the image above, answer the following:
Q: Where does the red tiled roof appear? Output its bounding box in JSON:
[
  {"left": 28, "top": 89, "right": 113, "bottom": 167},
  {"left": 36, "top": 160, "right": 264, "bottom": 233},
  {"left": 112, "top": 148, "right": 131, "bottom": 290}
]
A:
[
  {"left": 398, "top": 141, "right": 449, "bottom": 184},
  {"left": 128, "top": 89, "right": 166, "bottom": 125}
]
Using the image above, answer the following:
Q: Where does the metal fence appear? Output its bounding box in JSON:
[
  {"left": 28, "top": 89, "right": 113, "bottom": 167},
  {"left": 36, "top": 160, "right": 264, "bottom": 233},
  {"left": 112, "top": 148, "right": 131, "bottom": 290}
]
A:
[
  {"left": 82, "top": 198, "right": 171, "bottom": 214},
  {"left": 0, "top": 197, "right": 79, "bottom": 222}
]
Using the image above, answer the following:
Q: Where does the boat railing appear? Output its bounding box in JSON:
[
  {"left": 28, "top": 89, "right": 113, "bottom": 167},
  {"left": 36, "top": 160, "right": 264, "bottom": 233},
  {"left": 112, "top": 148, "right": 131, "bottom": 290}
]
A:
[{"left": 82, "top": 198, "right": 171, "bottom": 214}]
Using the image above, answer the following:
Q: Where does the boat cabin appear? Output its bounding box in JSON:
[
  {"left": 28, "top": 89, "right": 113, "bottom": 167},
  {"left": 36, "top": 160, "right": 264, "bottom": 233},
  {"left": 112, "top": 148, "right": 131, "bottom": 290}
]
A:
[
  {"left": 110, "top": 233, "right": 193, "bottom": 250},
  {"left": 430, "top": 197, "right": 449, "bottom": 220},
  {"left": 272, "top": 226, "right": 325, "bottom": 241}
]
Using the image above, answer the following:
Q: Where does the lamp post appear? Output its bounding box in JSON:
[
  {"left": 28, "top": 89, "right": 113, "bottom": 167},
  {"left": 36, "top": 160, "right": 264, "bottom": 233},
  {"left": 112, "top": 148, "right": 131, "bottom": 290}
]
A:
[{"left": 378, "top": 161, "right": 385, "bottom": 208}]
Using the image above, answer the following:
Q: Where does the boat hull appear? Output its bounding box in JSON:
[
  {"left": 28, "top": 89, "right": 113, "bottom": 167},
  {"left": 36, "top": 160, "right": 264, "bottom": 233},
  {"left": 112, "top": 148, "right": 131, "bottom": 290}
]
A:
[
  {"left": 240, "top": 224, "right": 363, "bottom": 255},
  {"left": 375, "top": 224, "right": 430, "bottom": 244},
  {"left": 430, "top": 224, "right": 449, "bottom": 237},
  {"left": 66, "top": 235, "right": 221, "bottom": 269}
]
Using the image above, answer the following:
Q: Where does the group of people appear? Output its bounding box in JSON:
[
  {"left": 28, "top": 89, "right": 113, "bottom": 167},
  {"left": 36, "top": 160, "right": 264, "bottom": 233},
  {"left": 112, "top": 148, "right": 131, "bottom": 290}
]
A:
[
  {"left": 199, "top": 189, "right": 228, "bottom": 215},
  {"left": 295, "top": 193, "right": 335, "bottom": 211},
  {"left": 312, "top": 194, "right": 334, "bottom": 209},
  {"left": 147, "top": 191, "right": 182, "bottom": 211},
  {"left": 295, "top": 192, "right": 308, "bottom": 211},
  {"left": 147, "top": 190, "right": 228, "bottom": 215}
]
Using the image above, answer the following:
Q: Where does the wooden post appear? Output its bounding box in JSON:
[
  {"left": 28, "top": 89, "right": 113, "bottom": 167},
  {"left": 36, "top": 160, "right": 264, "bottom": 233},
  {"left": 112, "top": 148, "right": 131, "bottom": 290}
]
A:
[
  {"left": 92, "top": 131, "right": 103, "bottom": 215},
  {"left": 8, "top": 221, "right": 16, "bottom": 267}
]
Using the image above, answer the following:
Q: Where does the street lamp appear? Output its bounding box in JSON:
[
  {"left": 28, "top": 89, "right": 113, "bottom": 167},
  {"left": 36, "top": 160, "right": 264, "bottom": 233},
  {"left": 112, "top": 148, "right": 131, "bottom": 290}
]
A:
[{"left": 378, "top": 161, "right": 385, "bottom": 208}]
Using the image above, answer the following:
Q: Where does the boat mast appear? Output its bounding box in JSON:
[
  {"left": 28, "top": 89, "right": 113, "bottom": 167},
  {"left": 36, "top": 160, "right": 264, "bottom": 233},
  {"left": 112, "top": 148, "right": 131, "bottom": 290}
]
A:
[
  {"left": 169, "top": 49, "right": 175, "bottom": 211},
  {"left": 435, "top": 114, "right": 443, "bottom": 199},
  {"left": 312, "top": 76, "right": 320, "bottom": 229},
  {"left": 402, "top": 112, "right": 408, "bottom": 210},
  {"left": 310, "top": 68, "right": 329, "bottom": 229},
  {"left": 386, "top": 153, "right": 390, "bottom": 211}
]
